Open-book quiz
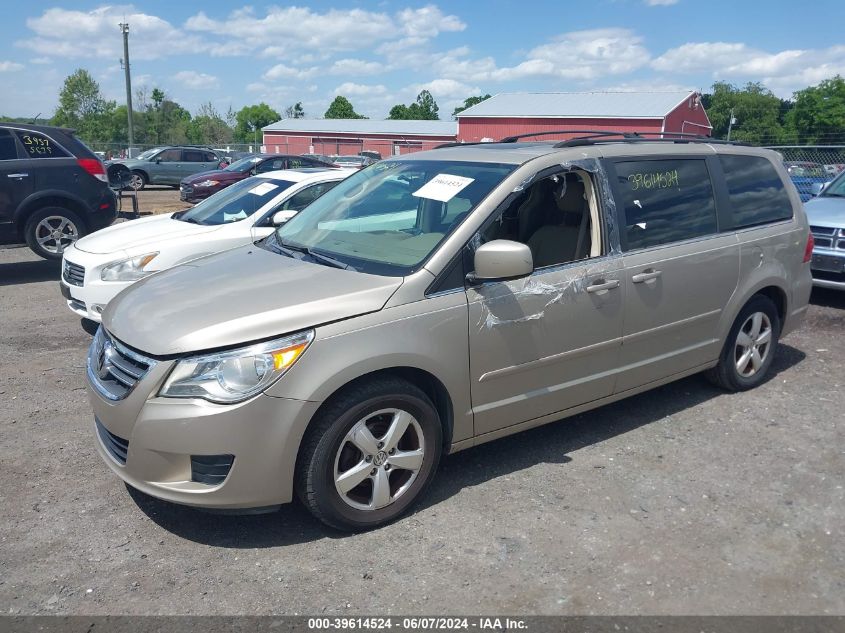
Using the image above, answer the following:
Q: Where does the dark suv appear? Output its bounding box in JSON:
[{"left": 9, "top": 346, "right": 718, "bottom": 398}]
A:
[{"left": 0, "top": 123, "right": 117, "bottom": 260}]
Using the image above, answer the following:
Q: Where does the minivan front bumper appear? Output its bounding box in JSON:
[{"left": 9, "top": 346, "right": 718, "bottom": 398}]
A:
[{"left": 87, "top": 344, "right": 320, "bottom": 509}]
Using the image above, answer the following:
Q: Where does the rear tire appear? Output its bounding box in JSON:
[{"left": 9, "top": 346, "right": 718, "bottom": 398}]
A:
[
  {"left": 24, "top": 207, "right": 86, "bottom": 260},
  {"left": 706, "top": 295, "right": 781, "bottom": 392},
  {"left": 296, "top": 377, "right": 443, "bottom": 531},
  {"left": 129, "top": 171, "right": 147, "bottom": 191}
]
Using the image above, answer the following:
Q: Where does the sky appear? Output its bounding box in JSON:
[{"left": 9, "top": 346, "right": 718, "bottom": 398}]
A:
[{"left": 0, "top": 0, "right": 844, "bottom": 121}]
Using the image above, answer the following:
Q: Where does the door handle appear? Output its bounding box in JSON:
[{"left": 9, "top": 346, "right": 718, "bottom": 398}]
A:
[
  {"left": 586, "top": 279, "right": 620, "bottom": 293},
  {"left": 632, "top": 269, "right": 662, "bottom": 283},
  {"left": 7, "top": 173, "right": 29, "bottom": 178}
]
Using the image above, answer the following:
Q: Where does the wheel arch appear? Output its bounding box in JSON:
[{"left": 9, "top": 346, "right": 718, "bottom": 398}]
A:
[{"left": 15, "top": 192, "right": 90, "bottom": 234}]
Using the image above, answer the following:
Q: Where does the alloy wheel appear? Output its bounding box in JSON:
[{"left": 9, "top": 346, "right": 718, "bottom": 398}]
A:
[
  {"left": 333, "top": 408, "right": 425, "bottom": 511},
  {"left": 734, "top": 311, "right": 773, "bottom": 378},
  {"left": 35, "top": 216, "right": 79, "bottom": 255}
]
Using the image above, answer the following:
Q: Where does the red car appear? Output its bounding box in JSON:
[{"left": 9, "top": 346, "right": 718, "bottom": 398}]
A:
[{"left": 179, "top": 154, "right": 334, "bottom": 202}]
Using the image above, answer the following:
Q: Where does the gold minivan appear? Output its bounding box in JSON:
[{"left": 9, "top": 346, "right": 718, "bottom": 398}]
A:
[{"left": 87, "top": 134, "right": 813, "bottom": 530}]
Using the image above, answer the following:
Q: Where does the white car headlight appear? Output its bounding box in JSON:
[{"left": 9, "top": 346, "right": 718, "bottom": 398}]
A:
[
  {"left": 159, "top": 330, "right": 314, "bottom": 403},
  {"left": 101, "top": 252, "right": 159, "bottom": 281},
  {"left": 196, "top": 179, "right": 219, "bottom": 187}
]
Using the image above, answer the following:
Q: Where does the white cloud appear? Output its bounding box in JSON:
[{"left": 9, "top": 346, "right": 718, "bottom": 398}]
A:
[
  {"left": 173, "top": 70, "right": 220, "bottom": 90},
  {"left": 652, "top": 42, "right": 845, "bottom": 96},
  {"left": 396, "top": 5, "right": 465, "bottom": 37},
  {"left": 328, "top": 59, "right": 385, "bottom": 76},
  {"left": 30, "top": 57, "right": 50, "bottom": 65},
  {"left": 0, "top": 61, "right": 24, "bottom": 72},
  {"left": 334, "top": 82, "right": 387, "bottom": 96},
  {"left": 412, "top": 78, "right": 480, "bottom": 100},
  {"left": 263, "top": 64, "right": 319, "bottom": 81},
  {"left": 484, "top": 28, "right": 649, "bottom": 82},
  {"left": 18, "top": 6, "right": 206, "bottom": 60}
]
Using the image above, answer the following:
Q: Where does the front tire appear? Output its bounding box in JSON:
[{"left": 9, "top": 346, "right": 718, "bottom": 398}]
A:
[
  {"left": 296, "top": 377, "right": 443, "bottom": 531},
  {"left": 24, "top": 207, "right": 86, "bottom": 260},
  {"left": 129, "top": 170, "right": 147, "bottom": 191},
  {"left": 706, "top": 295, "right": 781, "bottom": 392}
]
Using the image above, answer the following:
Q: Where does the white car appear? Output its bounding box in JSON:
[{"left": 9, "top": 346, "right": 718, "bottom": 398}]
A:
[{"left": 60, "top": 168, "right": 353, "bottom": 322}]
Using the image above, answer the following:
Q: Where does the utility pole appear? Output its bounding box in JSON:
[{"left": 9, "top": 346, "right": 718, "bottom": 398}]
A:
[
  {"left": 727, "top": 108, "right": 736, "bottom": 141},
  {"left": 119, "top": 22, "right": 134, "bottom": 151}
]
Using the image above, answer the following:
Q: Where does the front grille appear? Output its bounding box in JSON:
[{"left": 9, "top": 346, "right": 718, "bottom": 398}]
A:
[
  {"left": 63, "top": 260, "right": 85, "bottom": 286},
  {"left": 191, "top": 454, "right": 235, "bottom": 486},
  {"left": 87, "top": 328, "right": 156, "bottom": 401},
  {"left": 811, "top": 226, "right": 845, "bottom": 251},
  {"left": 95, "top": 417, "right": 129, "bottom": 465}
]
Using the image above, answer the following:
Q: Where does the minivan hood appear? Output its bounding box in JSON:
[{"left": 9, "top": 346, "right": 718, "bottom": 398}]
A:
[
  {"left": 73, "top": 214, "right": 218, "bottom": 255},
  {"left": 805, "top": 196, "right": 845, "bottom": 227},
  {"left": 103, "top": 245, "right": 403, "bottom": 356}
]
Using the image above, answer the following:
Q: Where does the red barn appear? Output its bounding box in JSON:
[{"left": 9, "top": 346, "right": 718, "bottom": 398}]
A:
[
  {"left": 457, "top": 91, "right": 712, "bottom": 142},
  {"left": 262, "top": 119, "right": 457, "bottom": 158}
]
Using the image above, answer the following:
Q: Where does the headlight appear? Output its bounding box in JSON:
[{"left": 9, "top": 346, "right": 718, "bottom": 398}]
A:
[
  {"left": 196, "top": 179, "right": 219, "bottom": 188},
  {"left": 159, "top": 330, "right": 314, "bottom": 403},
  {"left": 101, "top": 252, "right": 158, "bottom": 281}
]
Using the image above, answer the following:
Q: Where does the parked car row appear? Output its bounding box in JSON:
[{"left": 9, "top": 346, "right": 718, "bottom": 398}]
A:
[{"left": 805, "top": 167, "right": 845, "bottom": 290}]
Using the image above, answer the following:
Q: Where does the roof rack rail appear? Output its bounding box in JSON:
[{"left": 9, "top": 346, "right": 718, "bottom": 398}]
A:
[
  {"left": 497, "top": 129, "right": 746, "bottom": 147},
  {"left": 499, "top": 130, "right": 624, "bottom": 143},
  {"left": 433, "top": 141, "right": 493, "bottom": 149}
]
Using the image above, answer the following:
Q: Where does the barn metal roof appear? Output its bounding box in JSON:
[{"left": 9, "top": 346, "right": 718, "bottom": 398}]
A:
[
  {"left": 457, "top": 91, "right": 697, "bottom": 119},
  {"left": 263, "top": 118, "right": 458, "bottom": 137}
]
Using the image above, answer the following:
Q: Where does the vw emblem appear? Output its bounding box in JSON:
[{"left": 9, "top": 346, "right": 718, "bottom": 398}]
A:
[{"left": 373, "top": 450, "right": 388, "bottom": 467}]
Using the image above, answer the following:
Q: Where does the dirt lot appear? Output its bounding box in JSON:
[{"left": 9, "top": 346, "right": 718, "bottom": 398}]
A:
[
  {"left": 123, "top": 185, "right": 192, "bottom": 216},
  {"left": 0, "top": 246, "right": 843, "bottom": 616}
]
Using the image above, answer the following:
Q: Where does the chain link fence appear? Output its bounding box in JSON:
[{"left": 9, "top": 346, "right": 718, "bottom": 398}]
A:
[{"left": 763, "top": 146, "right": 845, "bottom": 201}]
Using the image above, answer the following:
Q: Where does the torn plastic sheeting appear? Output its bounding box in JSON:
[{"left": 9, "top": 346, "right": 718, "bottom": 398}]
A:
[
  {"left": 560, "top": 158, "right": 622, "bottom": 256},
  {"left": 475, "top": 274, "right": 587, "bottom": 329}
]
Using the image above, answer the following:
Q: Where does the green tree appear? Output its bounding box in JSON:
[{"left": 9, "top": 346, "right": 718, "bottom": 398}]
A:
[
  {"left": 143, "top": 88, "right": 191, "bottom": 144},
  {"left": 187, "top": 102, "right": 233, "bottom": 145},
  {"left": 235, "top": 103, "right": 281, "bottom": 142},
  {"left": 703, "top": 81, "right": 784, "bottom": 144},
  {"left": 284, "top": 102, "right": 305, "bottom": 119},
  {"left": 324, "top": 96, "right": 366, "bottom": 119},
  {"left": 51, "top": 68, "right": 116, "bottom": 142},
  {"left": 785, "top": 76, "right": 845, "bottom": 144},
  {"left": 387, "top": 90, "right": 440, "bottom": 120},
  {"left": 452, "top": 94, "right": 491, "bottom": 118}
]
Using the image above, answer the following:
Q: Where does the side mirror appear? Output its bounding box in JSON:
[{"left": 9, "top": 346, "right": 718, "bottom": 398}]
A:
[
  {"left": 810, "top": 182, "right": 827, "bottom": 197},
  {"left": 155, "top": 158, "right": 162, "bottom": 164},
  {"left": 272, "top": 209, "right": 298, "bottom": 226},
  {"left": 467, "top": 240, "right": 533, "bottom": 285}
]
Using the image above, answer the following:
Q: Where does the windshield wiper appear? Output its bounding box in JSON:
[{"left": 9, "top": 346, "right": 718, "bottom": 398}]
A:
[{"left": 278, "top": 240, "right": 351, "bottom": 270}]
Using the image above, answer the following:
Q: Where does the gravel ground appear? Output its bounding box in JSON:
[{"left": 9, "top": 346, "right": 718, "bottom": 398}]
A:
[
  {"left": 124, "top": 186, "right": 192, "bottom": 215},
  {"left": 0, "top": 246, "right": 843, "bottom": 616}
]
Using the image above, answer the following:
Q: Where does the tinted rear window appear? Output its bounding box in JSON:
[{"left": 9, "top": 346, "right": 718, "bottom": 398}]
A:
[
  {"left": 615, "top": 159, "right": 718, "bottom": 250},
  {"left": 14, "top": 130, "right": 70, "bottom": 158},
  {"left": 0, "top": 129, "right": 18, "bottom": 160},
  {"left": 719, "top": 155, "right": 793, "bottom": 228}
]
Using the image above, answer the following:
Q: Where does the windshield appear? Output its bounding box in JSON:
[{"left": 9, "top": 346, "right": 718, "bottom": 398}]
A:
[
  {"left": 136, "top": 147, "right": 164, "bottom": 160},
  {"left": 821, "top": 170, "right": 845, "bottom": 197},
  {"left": 273, "top": 159, "right": 515, "bottom": 275},
  {"left": 175, "top": 176, "right": 297, "bottom": 226},
  {"left": 224, "top": 156, "right": 261, "bottom": 173}
]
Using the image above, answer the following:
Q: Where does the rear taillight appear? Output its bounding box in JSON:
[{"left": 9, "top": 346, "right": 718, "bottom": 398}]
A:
[
  {"left": 803, "top": 232, "right": 814, "bottom": 263},
  {"left": 77, "top": 158, "right": 107, "bottom": 183}
]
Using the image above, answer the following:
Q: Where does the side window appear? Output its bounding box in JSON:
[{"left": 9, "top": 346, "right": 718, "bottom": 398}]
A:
[
  {"left": 14, "top": 130, "right": 69, "bottom": 158},
  {"left": 203, "top": 151, "right": 218, "bottom": 162},
  {"left": 0, "top": 130, "right": 18, "bottom": 160},
  {"left": 157, "top": 149, "right": 182, "bottom": 162},
  {"left": 280, "top": 182, "right": 338, "bottom": 212},
  {"left": 478, "top": 171, "right": 598, "bottom": 269},
  {"left": 256, "top": 159, "right": 284, "bottom": 173},
  {"left": 719, "top": 155, "right": 793, "bottom": 228},
  {"left": 614, "top": 159, "right": 717, "bottom": 251},
  {"left": 183, "top": 150, "right": 205, "bottom": 162}
]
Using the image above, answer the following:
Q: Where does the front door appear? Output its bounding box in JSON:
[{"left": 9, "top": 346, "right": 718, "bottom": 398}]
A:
[
  {"left": 0, "top": 129, "right": 32, "bottom": 233},
  {"left": 150, "top": 148, "right": 183, "bottom": 184},
  {"left": 607, "top": 157, "right": 740, "bottom": 392},
  {"left": 466, "top": 169, "right": 625, "bottom": 436}
]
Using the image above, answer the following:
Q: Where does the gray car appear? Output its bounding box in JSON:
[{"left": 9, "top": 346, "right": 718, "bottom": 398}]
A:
[
  {"left": 86, "top": 135, "right": 813, "bottom": 531},
  {"left": 109, "top": 146, "right": 224, "bottom": 190},
  {"left": 805, "top": 170, "right": 845, "bottom": 290}
]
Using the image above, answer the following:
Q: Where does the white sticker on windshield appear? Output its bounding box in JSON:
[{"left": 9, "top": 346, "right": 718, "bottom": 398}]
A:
[
  {"left": 412, "top": 174, "right": 474, "bottom": 203},
  {"left": 223, "top": 210, "right": 248, "bottom": 222},
  {"left": 248, "top": 182, "right": 279, "bottom": 196}
]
